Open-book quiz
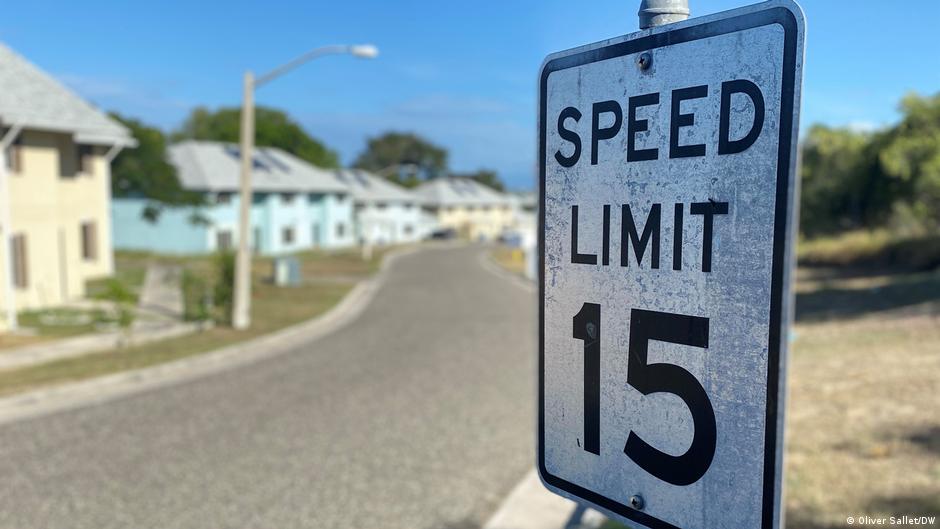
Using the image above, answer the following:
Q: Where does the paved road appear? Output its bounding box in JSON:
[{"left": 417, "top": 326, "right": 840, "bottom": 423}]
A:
[{"left": 0, "top": 245, "right": 536, "bottom": 529}]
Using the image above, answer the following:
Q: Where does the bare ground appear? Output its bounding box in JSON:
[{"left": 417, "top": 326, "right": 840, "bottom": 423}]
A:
[{"left": 785, "top": 269, "right": 940, "bottom": 528}]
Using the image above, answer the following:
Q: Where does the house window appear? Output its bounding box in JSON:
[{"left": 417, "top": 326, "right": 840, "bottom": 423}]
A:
[
  {"left": 335, "top": 193, "right": 346, "bottom": 203},
  {"left": 80, "top": 221, "right": 98, "bottom": 261},
  {"left": 10, "top": 234, "right": 27, "bottom": 289},
  {"left": 216, "top": 192, "right": 232, "bottom": 205},
  {"left": 78, "top": 145, "right": 94, "bottom": 175},
  {"left": 403, "top": 225, "right": 413, "bottom": 235},
  {"left": 375, "top": 202, "right": 388, "bottom": 210},
  {"left": 4, "top": 136, "right": 23, "bottom": 174},
  {"left": 336, "top": 223, "right": 346, "bottom": 238},
  {"left": 59, "top": 144, "right": 75, "bottom": 178},
  {"left": 281, "top": 193, "right": 295, "bottom": 204},
  {"left": 282, "top": 226, "right": 295, "bottom": 244},
  {"left": 217, "top": 230, "right": 233, "bottom": 251}
]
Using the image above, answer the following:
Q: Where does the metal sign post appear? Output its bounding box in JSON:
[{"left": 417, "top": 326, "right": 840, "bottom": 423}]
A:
[{"left": 537, "top": 2, "right": 805, "bottom": 528}]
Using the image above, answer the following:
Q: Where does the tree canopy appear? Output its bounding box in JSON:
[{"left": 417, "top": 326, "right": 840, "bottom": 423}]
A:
[
  {"left": 352, "top": 132, "right": 448, "bottom": 187},
  {"left": 172, "top": 106, "right": 340, "bottom": 168},
  {"left": 878, "top": 93, "right": 940, "bottom": 230},
  {"left": 353, "top": 131, "right": 506, "bottom": 191},
  {"left": 799, "top": 91, "right": 940, "bottom": 236},
  {"left": 109, "top": 113, "right": 204, "bottom": 220}
]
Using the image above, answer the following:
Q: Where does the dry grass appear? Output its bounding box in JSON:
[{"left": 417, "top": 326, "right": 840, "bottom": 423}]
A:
[
  {"left": 491, "top": 246, "right": 528, "bottom": 277},
  {"left": 799, "top": 229, "right": 940, "bottom": 271},
  {"left": 785, "top": 269, "right": 940, "bottom": 528}
]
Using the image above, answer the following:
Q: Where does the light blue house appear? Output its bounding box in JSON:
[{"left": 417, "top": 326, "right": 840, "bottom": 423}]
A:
[
  {"left": 112, "top": 140, "right": 355, "bottom": 255},
  {"left": 334, "top": 169, "right": 436, "bottom": 245}
]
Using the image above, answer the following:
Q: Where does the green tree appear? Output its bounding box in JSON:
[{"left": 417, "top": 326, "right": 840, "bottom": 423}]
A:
[
  {"left": 109, "top": 113, "right": 205, "bottom": 220},
  {"left": 173, "top": 106, "right": 340, "bottom": 168},
  {"left": 799, "top": 124, "right": 882, "bottom": 235},
  {"left": 878, "top": 92, "right": 940, "bottom": 230},
  {"left": 353, "top": 132, "right": 448, "bottom": 187},
  {"left": 452, "top": 168, "right": 505, "bottom": 192}
]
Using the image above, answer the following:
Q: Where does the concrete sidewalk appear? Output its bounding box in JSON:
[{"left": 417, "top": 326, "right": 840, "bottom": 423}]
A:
[{"left": 134, "top": 263, "right": 184, "bottom": 329}]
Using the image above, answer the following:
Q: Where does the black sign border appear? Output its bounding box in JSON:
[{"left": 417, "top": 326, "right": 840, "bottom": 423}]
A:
[{"left": 537, "top": 7, "right": 800, "bottom": 529}]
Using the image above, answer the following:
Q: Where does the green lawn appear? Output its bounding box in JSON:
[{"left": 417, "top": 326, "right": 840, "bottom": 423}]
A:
[{"left": 0, "top": 246, "right": 397, "bottom": 397}]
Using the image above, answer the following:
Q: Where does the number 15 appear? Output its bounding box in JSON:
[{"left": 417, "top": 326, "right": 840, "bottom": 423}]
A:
[{"left": 572, "top": 304, "right": 716, "bottom": 486}]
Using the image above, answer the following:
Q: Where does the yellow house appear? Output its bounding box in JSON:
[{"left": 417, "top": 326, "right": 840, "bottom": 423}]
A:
[
  {"left": 414, "top": 177, "right": 515, "bottom": 241},
  {"left": 0, "top": 43, "right": 135, "bottom": 331}
]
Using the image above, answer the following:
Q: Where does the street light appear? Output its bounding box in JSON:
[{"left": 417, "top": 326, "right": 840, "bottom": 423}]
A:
[{"left": 232, "top": 44, "right": 378, "bottom": 330}]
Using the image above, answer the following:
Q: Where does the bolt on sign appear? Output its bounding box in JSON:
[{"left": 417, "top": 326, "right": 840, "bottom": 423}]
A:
[{"left": 537, "top": 2, "right": 805, "bottom": 529}]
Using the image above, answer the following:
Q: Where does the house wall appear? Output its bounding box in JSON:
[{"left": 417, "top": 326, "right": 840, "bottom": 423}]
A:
[
  {"left": 307, "top": 193, "right": 328, "bottom": 249},
  {"left": 112, "top": 198, "right": 210, "bottom": 254},
  {"left": 261, "top": 192, "right": 315, "bottom": 255},
  {"left": 353, "top": 202, "right": 427, "bottom": 245},
  {"left": 433, "top": 204, "right": 516, "bottom": 240},
  {"left": 112, "top": 191, "right": 355, "bottom": 257},
  {"left": 0, "top": 129, "right": 114, "bottom": 322},
  {"left": 321, "top": 192, "right": 355, "bottom": 249}
]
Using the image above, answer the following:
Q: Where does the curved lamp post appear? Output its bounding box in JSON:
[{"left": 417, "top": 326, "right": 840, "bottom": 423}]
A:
[{"left": 233, "top": 44, "right": 378, "bottom": 330}]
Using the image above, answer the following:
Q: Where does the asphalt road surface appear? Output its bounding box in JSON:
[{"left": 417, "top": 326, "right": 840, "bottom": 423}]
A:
[{"left": 0, "top": 245, "right": 536, "bottom": 529}]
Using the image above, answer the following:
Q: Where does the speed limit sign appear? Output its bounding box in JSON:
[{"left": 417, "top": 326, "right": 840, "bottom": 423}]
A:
[{"left": 537, "top": 2, "right": 805, "bottom": 529}]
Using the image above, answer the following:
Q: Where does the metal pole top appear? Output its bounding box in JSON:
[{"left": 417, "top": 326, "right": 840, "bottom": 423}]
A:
[{"left": 638, "top": 0, "right": 690, "bottom": 28}]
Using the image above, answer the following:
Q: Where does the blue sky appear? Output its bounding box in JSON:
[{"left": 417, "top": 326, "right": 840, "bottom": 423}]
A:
[{"left": 2, "top": 1, "right": 939, "bottom": 190}]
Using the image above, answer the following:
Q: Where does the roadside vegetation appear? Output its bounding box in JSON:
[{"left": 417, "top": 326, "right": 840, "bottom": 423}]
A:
[{"left": 0, "top": 247, "right": 396, "bottom": 397}]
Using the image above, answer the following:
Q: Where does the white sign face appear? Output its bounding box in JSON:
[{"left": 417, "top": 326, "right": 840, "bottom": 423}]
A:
[{"left": 537, "top": 3, "right": 805, "bottom": 529}]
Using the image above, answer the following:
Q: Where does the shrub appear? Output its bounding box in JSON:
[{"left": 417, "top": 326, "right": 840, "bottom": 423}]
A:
[
  {"left": 182, "top": 270, "right": 211, "bottom": 322},
  {"left": 213, "top": 251, "right": 236, "bottom": 325},
  {"left": 798, "top": 230, "right": 940, "bottom": 271}
]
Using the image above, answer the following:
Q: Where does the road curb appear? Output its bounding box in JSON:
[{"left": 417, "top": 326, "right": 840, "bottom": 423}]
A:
[
  {"left": 478, "top": 249, "right": 536, "bottom": 292},
  {"left": 482, "top": 470, "right": 605, "bottom": 529},
  {"left": 479, "top": 250, "right": 606, "bottom": 529},
  {"left": 0, "top": 246, "right": 420, "bottom": 426}
]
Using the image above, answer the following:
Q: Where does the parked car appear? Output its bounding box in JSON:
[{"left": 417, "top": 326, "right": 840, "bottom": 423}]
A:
[{"left": 428, "top": 228, "right": 457, "bottom": 240}]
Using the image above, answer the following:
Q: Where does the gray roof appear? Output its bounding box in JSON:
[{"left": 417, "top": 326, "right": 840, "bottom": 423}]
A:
[
  {"left": 334, "top": 169, "right": 417, "bottom": 205},
  {"left": 413, "top": 177, "right": 512, "bottom": 207},
  {"left": 169, "top": 140, "right": 348, "bottom": 194},
  {"left": 509, "top": 191, "right": 537, "bottom": 209},
  {"left": 0, "top": 43, "right": 134, "bottom": 146}
]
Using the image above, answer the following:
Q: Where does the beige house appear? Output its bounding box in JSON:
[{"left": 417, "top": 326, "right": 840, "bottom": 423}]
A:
[
  {"left": 0, "top": 43, "right": 135, "bottom": 331},
  {"left": 414, "top": 177, "right": 515, "bottom": 241}
]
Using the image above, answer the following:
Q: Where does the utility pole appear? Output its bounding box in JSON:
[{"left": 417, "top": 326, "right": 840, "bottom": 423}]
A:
[
  {"left": 638, "top": 0, "right": 690, "bottom": 28},
  {"left": 232, "top": 71, "right": 255, "bottom": 330},
  {"left": 230, "top": 45, "right": 378, "bottom": 330}
]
